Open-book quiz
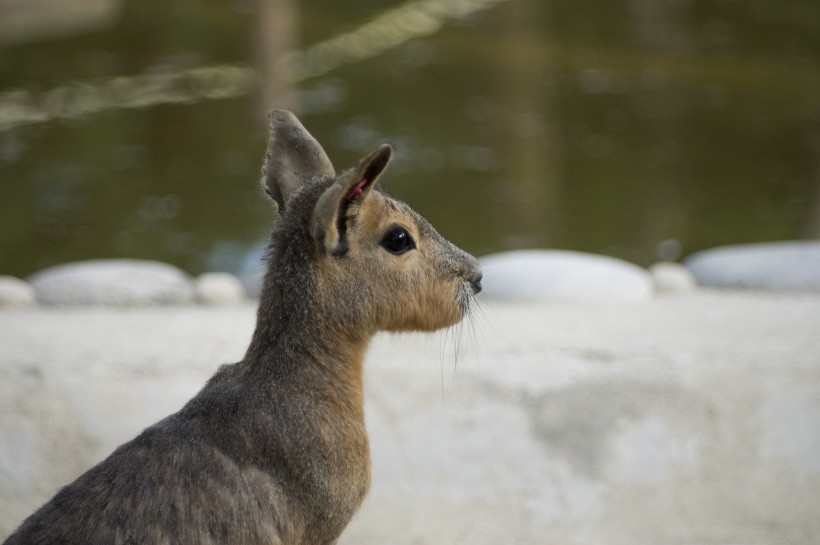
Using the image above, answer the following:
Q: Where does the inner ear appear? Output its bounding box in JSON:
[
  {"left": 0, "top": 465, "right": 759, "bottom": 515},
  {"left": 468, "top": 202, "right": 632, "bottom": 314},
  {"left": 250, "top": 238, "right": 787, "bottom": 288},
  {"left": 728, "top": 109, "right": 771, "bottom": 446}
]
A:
[
  {"left": 311, "top": 144, "right": 393, "bottom": 256},
  {"left": 360, "top": 145, "right": 392, "bottom": 188},
  {"left": 343, "top": 144, "right": 393, "bottom": 202}
]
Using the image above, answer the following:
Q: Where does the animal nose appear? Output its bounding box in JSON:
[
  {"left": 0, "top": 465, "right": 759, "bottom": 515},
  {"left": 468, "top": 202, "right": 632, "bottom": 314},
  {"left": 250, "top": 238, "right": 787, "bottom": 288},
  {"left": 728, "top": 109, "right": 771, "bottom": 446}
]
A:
[{"left": 470, "top": 272, "right": 483, "bottom": 294}]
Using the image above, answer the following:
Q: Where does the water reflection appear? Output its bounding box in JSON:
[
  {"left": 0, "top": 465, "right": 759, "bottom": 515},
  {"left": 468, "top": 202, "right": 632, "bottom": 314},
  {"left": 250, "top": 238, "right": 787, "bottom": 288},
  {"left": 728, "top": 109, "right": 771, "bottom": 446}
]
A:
[
  {"left": 0, "top": 0, "right": 122, "bottom": 46},
  {"left": 0, "top": 0, "right": 818, "bottom": 277}
]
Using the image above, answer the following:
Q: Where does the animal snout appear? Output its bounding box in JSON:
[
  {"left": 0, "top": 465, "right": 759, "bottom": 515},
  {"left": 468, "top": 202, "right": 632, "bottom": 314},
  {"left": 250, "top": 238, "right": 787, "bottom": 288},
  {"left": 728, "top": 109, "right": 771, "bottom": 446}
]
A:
[{"left": 469, "top": 271, "right": 483, "bottom": 294}]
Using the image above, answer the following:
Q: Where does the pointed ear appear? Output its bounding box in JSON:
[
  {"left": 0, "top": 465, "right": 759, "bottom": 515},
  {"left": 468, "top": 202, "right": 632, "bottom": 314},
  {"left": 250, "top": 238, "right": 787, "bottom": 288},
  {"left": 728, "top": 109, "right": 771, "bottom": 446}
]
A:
[
  {"left": 261, "top": 110, "right": 335, "bottom": 212},
  {"left": 311, "top": 144, "right": 393, "bottom": 256}
]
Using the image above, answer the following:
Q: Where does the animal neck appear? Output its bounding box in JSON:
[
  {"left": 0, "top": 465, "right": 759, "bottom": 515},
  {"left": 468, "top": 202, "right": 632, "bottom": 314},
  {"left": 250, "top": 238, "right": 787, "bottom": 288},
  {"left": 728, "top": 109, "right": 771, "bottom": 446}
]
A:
[
  {"left": 243, "top": 259, "right": 371, "bottom": 411},
  {"left": 236, "top": 260, "right": 373, "bottom": 540}
]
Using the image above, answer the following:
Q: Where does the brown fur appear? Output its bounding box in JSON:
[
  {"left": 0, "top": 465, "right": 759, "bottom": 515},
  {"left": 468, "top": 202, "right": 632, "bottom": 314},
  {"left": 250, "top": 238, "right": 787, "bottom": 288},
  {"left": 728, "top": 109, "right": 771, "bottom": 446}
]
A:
[{"left": 3, "top": 110, "right": 482, "bottom": 545}]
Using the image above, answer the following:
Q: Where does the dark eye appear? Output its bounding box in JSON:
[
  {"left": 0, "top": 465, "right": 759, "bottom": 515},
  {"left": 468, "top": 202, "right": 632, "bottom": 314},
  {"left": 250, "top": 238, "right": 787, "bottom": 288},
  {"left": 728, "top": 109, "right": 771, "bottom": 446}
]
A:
[{"left": 381, "top": 227, "right": 415, "bottom": 255}]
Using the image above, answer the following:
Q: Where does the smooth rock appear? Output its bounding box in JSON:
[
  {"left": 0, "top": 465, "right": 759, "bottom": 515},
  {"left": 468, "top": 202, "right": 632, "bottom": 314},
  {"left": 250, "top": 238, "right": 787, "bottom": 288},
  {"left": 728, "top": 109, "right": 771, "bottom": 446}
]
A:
[
  {"left": 649, "top": 261, "right": 696, "bottom": 294},
  {"left": 195, "top": 272, "right": 246, "bottom": 305},
  {"left": 0, "top": 276, "right": 36, "bottom": 306},
  {"left": 479, "top": 250, "right": 653, "bottom": 302},
  {"left": 685, "top": 241, "right": 820, "bottom": 291},
  {"left": 28, "top": 259, "right": 195, "bottom": 306}
]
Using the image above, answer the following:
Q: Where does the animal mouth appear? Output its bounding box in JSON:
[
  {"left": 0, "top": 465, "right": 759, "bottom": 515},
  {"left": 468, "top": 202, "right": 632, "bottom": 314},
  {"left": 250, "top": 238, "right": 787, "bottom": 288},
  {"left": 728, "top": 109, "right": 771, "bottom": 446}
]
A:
[
  {"left": 470, "top": 273, "right": 483, "bottom": 295},
  {"left": 457, "top": 281, "right": 475, "bottom": 318}
]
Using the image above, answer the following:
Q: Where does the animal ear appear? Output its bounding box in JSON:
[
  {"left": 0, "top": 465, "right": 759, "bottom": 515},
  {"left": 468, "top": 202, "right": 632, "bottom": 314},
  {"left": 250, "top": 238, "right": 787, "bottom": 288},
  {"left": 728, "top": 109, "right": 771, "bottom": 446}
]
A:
[
  {"left": 261, "top": 109, "right": 335, "bottom": 212},
  {"left": 311, "top": 144, "right": 393, "bottom": 256}
]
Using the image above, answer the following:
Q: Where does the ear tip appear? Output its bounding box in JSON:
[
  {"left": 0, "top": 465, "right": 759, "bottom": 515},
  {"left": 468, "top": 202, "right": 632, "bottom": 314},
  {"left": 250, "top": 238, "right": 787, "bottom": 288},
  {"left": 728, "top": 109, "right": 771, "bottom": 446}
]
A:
[
  {"left": 377, "top": 143, "right": 394, "bottom": 159},
  {"left": 268, "top": 109, "right": 298, "bottom": 129}
]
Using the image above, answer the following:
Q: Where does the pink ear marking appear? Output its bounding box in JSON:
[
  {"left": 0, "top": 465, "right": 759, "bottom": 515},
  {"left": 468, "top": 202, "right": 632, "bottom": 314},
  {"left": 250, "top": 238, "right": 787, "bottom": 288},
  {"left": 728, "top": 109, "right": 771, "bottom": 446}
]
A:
[{"left": 345, "top": 178, "right": 368, "bottom": 200}]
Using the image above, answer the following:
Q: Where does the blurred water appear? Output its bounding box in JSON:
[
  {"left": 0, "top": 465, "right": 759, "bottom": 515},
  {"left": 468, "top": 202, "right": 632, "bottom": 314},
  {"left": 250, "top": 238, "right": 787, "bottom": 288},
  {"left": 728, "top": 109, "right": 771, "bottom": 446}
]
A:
[{"left": 1, "top": 0, "right": 819, "bottom": 277}]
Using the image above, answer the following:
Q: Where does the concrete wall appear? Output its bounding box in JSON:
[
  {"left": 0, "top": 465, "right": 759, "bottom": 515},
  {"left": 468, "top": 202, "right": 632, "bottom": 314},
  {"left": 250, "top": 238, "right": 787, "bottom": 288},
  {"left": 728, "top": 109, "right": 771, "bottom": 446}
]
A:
[{"left": 2, "top": 293, "right": 819, "bottom": 544}]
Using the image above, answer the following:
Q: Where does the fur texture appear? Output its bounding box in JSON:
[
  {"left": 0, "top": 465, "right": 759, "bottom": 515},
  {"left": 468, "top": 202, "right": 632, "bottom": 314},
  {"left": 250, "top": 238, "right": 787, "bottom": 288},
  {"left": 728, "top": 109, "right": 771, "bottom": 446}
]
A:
[{"left": 4, "top": 110, "right": 482, "bottom": 545}]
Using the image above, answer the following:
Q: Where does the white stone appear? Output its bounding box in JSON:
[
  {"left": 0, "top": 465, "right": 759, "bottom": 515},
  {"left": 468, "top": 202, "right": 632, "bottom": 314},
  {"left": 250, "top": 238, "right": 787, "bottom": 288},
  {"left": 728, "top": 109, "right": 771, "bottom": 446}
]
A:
[
  {"left": 195, "top": 272, "right": 246, "bottom": 305},
  {"left": 0, "top": 276, "right": 36, "bottom": 306},
  {"left": 28, "top": 259, "right": 195, "bottom": 306},
  {"left": 479, "top": 249, "right": 653, "bottom": 302},
  {"left": 649, "top": 261, "right": 696, "bottom": 294},
  {"left": 685, "top": 241, "right": 820, "bottom": 291}
]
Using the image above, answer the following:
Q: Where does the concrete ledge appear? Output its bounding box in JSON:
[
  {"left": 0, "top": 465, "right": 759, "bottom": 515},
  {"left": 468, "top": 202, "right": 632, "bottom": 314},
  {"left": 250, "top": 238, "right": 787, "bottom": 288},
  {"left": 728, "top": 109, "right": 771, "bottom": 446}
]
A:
[{"left": 2, "top": 293, "right": 819, "bottom": 544}]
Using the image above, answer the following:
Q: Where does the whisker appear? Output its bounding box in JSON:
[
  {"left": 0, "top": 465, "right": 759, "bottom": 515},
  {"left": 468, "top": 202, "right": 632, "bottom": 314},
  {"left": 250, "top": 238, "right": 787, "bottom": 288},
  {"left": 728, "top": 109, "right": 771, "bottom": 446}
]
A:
[
  {"left": 466, "top": 296, "right": 492, "bottom": 369},
  {"left": 453, "top": 315, "right": 463, "bottom": 386},
  {"left": 439, "top": 285, "right": 487, "bottom": 396},
  {"left": 440, "top": 323, "right": 452, "bottom": 398},
  {"left": 472, "top": 296, "right": 491, "bottom": 327},
  {"left": 472, "top": 298, "right": 494, "bottom": 342},
  {"left": 466, "top": 306, "right": 479, "bottom": 366}
]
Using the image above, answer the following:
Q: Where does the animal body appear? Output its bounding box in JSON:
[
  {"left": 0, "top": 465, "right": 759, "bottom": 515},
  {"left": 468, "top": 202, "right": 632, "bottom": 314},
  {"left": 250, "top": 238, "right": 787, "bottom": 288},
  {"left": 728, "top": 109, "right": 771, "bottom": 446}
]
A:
[{"left": 3, "top": 110, "right": 482, "bottom": 545}]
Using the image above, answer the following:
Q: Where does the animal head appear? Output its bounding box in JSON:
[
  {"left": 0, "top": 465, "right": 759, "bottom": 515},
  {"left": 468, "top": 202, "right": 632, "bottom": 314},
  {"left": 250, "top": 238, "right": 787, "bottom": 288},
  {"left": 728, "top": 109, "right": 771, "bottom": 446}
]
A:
[{"left": 260, "top": 110, "right": 482, "bottom": 338}]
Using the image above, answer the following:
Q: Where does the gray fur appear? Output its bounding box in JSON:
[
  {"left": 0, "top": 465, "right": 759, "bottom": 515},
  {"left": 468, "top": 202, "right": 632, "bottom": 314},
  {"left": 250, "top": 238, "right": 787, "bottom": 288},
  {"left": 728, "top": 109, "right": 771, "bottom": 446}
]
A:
[
  {"left": 4, "top": 110, "right": 481, "bottom": 545},
  {"left": 262, "top": 110, "right": 335, "bottom": 212}
]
